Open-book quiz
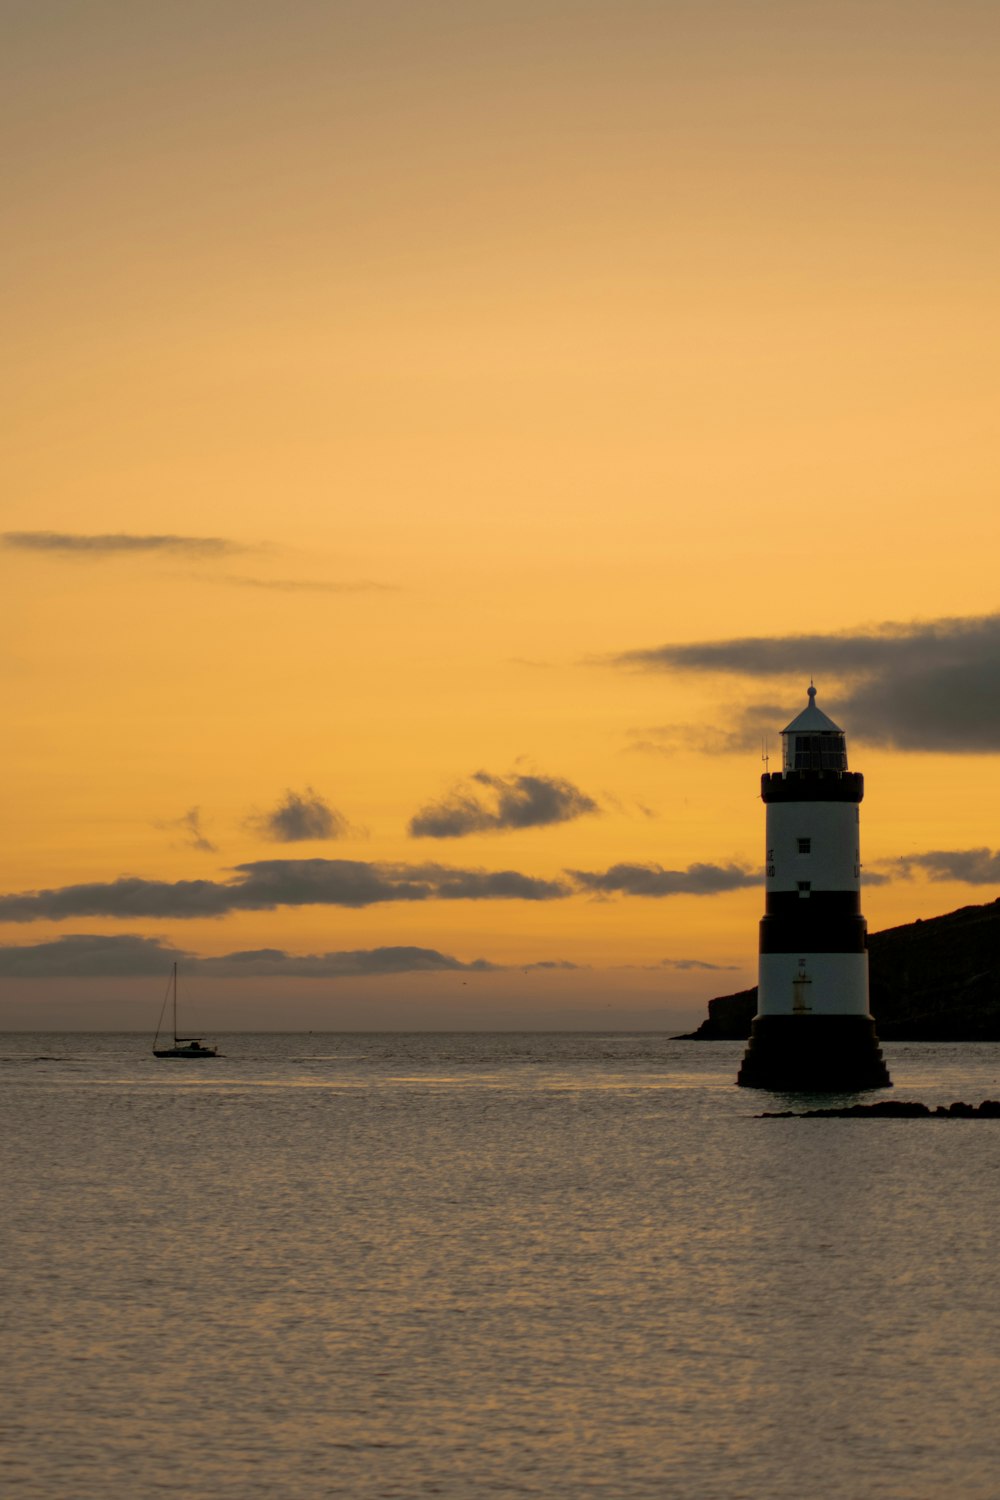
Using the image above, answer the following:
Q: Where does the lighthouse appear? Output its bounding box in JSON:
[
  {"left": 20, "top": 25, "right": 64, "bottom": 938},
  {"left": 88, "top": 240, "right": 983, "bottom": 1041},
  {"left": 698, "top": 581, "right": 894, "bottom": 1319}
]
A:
[{"left": 737, "top": 685, "right": 891, "bottom": 1091}]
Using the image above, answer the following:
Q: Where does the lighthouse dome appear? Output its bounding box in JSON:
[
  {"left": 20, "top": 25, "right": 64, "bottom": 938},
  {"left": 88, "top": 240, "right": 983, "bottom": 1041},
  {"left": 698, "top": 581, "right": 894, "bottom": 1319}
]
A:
[{"left": 781, "top": 684, "right": 848, "bottom": 771}]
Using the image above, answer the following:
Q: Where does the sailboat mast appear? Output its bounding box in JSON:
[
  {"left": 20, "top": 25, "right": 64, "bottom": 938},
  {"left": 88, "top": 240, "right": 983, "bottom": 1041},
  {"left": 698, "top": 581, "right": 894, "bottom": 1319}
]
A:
[{"left": 172, "top": 962, "right": 178, "bottom": 1044}]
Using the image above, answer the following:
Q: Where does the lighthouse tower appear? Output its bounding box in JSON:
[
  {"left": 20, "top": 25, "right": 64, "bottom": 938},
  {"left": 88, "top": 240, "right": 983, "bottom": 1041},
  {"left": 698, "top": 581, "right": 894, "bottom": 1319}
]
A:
[{"left": 737, "top": 685, "right": 891, "bottom": 1091}]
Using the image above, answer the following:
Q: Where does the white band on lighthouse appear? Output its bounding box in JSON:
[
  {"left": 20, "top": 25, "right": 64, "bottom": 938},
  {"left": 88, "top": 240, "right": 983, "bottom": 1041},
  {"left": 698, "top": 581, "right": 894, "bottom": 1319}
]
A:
[{"left": 758, "top": 953, "right": 869, "bottom": 1016}]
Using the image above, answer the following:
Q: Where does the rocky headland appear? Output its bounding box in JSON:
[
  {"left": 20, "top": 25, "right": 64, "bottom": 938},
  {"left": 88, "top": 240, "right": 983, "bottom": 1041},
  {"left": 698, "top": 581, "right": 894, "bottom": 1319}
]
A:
[{"left": 682, "top": 897, "right": 1000, "bottom": 1041}]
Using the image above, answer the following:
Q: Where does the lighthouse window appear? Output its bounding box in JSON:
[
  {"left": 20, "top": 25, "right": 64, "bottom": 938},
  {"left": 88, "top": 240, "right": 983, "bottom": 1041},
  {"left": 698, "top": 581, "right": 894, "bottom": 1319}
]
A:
[
  {"left": 787, "top": 732, "right": 848, "bottom": 771},
  {"left": 797, "top": 881, "right": 812, "bottom": 897},
  {"left": 797, "top": 838, "right": 811, "bottom": 854}
]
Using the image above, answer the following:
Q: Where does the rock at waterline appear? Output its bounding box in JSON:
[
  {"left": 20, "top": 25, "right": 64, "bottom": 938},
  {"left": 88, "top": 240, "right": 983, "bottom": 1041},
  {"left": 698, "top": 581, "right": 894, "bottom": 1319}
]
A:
[{"left": 759, "top": 1099, "right": 1000, "bottom": 1118}]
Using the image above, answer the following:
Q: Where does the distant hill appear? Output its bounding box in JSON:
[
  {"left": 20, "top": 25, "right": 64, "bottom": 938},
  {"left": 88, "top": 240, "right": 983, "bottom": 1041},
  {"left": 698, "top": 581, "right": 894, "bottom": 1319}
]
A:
[{"left": 682, "top": 898, "right": 1000, "bottom": 1040}]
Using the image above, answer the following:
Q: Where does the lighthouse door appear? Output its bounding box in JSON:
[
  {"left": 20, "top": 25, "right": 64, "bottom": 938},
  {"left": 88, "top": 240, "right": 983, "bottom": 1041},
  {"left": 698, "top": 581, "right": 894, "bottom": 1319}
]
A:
[{"left": 792, "top": 962, "right": 813, "bottom": 1014}]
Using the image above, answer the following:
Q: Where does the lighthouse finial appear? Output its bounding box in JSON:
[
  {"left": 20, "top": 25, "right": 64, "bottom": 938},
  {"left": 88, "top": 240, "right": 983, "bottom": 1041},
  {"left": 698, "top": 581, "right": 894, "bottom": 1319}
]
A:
[{"left": 807, "top": 680, "right": 816, "bottom": 702}]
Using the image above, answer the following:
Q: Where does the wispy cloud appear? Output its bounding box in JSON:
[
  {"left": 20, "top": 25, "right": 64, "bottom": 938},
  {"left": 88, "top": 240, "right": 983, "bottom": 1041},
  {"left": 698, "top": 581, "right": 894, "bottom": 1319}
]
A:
[
  {"left": 616, "top": 955, "right": 743, "bottom": 971},
  {"left": 886, "top": 847, "right": 1000, "bottom": 885},
  {"left": 220, "top": 575, "right": 394, "bottom": 594},
  {"left": 657, "top": 957, "right": 742, "bottom": 971},
  {"left": 0, "top": 859, "right": 572, "bottom": 922},
  {"left": 612, "top": 614, "right": 1000, "bottom": 752},
  {"left": 624, "top": 724, "right": 762, "bottom": 757},
  {"left": 409, "top": 770, "right": 600, "bottom": 838},
  {"left": 568, "top": 862, "right": 756, "bottom": 898},
  {"left": 155, "top": 807, "right": 217, "bottom": 854},
  {"left": 2, "top": 532, "right": 398, "bottom": 595},
  {"left": 250, "top": 789, "right": 350, "bottom": 843},
  {"left": 0, "top": 933, "right": 579, "bottom": 979},
  {"left": 3, "top": 531, "right": 240, "bottom": 557}
]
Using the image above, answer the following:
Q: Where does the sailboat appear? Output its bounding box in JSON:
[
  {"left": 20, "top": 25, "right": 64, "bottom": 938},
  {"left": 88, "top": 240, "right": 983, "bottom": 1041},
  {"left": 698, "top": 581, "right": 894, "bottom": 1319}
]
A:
[{"left": 153, "top": 963, "right": 218, "bottom": 1058}]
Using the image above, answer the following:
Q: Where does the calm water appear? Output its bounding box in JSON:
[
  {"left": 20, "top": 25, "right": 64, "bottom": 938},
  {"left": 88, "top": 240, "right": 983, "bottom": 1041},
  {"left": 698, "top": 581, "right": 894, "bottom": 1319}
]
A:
[{"left": 2, "top": 1033, "right": 999, "bottom": 1499}]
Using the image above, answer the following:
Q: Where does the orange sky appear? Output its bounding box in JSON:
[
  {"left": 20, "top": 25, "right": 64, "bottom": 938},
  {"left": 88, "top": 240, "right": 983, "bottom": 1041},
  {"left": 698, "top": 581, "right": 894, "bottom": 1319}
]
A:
[{"left": 3, "top": 1, "right": 999, "bottom": 1029}]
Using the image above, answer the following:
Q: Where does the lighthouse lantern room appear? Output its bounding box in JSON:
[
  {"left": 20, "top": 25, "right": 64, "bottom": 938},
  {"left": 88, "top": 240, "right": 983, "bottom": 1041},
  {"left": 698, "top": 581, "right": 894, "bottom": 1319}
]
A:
[{"left": 737, "top": 685, "right": 891, "bottom": 1091}]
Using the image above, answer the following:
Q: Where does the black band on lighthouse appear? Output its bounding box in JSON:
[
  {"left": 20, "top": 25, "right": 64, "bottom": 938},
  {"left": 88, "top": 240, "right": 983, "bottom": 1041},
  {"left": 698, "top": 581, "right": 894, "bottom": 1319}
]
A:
[
  {"left": 759, "top": 914, "right": 868, "bottom": 954},
  {"left": 761, "top": 771, "right": 864, "bottom": 804},
  {"left": 764, "top": 891, "right": 862, "bottom": 918}
]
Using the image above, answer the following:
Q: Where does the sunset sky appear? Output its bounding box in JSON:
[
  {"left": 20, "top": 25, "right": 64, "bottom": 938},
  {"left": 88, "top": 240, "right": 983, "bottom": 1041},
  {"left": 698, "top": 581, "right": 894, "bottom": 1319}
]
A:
[{"left": 4, "top": 0, "right": 1000, "bottom": 1030}]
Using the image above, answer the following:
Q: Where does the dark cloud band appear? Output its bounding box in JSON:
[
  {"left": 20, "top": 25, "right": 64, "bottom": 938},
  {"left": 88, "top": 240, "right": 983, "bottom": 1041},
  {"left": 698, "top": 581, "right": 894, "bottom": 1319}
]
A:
[
  {"left": 569, "top": 862, "right": 756, "bottom": 897},
  {"left": 0, "top": 934, "right": 524, "bottom": 979},
  {"left": 0, "top": 859, "right": 572, "bottom": 922},
  {"left": 613, "top": 613, "right": 1000, "bottom": 752},
  {"left": 0, "top": 852, "right": 764, "bottom": 924},
  {"left": 0, "top": 934, "right": 584, "bottom": 979}
]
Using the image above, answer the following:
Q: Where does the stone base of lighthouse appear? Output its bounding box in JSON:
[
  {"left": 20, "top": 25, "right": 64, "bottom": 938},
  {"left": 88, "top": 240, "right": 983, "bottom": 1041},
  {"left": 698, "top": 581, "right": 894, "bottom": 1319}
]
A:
[{"left": 737, "top": 1015, "right": 891, "bottom": 1092}]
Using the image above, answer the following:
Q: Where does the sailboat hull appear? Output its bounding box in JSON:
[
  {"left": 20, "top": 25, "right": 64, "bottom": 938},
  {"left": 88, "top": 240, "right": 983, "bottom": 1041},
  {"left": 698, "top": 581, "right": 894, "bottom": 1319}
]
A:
[{"left": 153, "top": 1045, "right": 218, "bottom": 1058}]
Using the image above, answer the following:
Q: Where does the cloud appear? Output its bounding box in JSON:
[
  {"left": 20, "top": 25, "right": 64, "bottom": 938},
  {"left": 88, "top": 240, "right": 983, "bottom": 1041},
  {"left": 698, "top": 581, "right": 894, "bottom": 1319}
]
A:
[
  {"left": 0, "top": 857, "right": 762, "bottom": 922},
  {"left": 657, "top": 957, "right": 741, "bottom": 971},
  {"left": 0, "top": 934, "right": 580, "bottom": 979},
  {"left": 155, "top": 807, "right": 217, "bottom": 853},
  {"left": 597, "top": 790, "right": 659, "bottom": 819},
  {"left": 2, "top": 533, "right": 394, "bottom": 594},
  {"left": 611, "top": 613, "right": 1000, "bottom": 752},
  {"left": 568, "top": 862, "right": 756, "bottom": 897},
  {"left": 406, "top": 865, "right": 571, "bottom": 901},
  {"left": 0, "top": 859, "right": 572, "bottom": 922},
  {"left": 0, "top": 877, "right": 237, "bottom": 922},
  {"left": 409, "top": 770, "right": 600, "bottom": 838},
  {"left": 0, "top": 933, "right": 186, "bottom": 977},
  {"left": 251, "top": 789, "right": 350, "bottom": 843},
  {"left": 3, "top": 531, "right": 239, "bottom": 557},
  {"left": 894, "top": 848, "right": 1000, "bottom": 885},
  {"left": 192, "top": 945, "right": 500, "bottom": 978},
  {"left": 625, "top": 724, "right": 762, "bottom": 757}
]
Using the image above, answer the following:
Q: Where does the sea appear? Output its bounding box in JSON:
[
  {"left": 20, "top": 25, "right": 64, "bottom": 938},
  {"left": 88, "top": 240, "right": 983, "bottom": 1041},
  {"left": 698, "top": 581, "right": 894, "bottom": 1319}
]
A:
[{"left": 3, "top": 1033, "right": 999, "bottom": 1500}]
